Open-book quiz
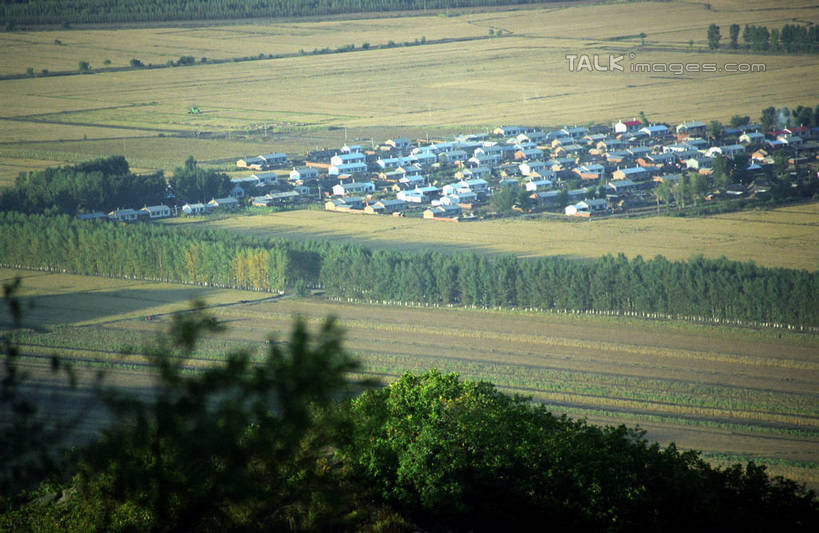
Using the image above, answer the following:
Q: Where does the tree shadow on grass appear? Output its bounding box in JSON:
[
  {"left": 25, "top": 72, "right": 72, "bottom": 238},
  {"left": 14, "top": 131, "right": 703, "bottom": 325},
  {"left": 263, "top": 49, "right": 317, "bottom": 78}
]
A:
[{"left": 0, "top": 286, "right": 222, "bottom": 331}]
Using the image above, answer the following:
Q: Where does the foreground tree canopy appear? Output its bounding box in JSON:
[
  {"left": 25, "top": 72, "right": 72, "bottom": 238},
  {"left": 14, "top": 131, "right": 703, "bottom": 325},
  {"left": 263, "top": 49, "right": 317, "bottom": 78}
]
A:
[{"left": 1, "top": 287, "right": 817, "bottom": 531}]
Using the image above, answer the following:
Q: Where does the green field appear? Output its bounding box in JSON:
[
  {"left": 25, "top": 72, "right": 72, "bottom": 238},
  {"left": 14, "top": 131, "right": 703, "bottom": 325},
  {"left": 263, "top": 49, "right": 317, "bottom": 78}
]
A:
[
  {"left": 0, "top": 0, "right": 817, "bottom": 180},
  {"left": 163, "top": 201, "right": 819, "bottom": 271},
  {"left": 3, "top": 268, "right": 817, "bottom": 489}
]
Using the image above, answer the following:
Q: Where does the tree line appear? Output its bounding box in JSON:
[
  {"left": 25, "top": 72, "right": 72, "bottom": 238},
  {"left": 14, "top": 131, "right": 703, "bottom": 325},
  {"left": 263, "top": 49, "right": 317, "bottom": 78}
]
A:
[
  {"left": 0, "top": 156, "right": 166, "bottom": 215},
  {"left": 1, "top": 0, "right": 568, "bottom": 27},
  {"left": 0, "top": 156, "right": 233, "bottom": 215},
  {"left": 2, "top": 296, "right": 817, "bottom": 531},
  {"left": 708, "top": 22, "right": 819, "bottom": 53},
  {"left": 1, "top": 212, "right": 816, "bottom": 327}
]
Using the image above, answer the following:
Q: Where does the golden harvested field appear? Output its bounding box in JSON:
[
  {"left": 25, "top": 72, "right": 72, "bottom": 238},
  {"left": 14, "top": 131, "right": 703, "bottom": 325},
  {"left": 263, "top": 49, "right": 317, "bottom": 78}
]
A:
[
  {"left": 164, "top": 201, "right": 819, "bottom": 271},
  {"left": 0, "top": 0, "right": 817, "bottom": 175},
  {"left": 2, "top": 268, "right": 817, "bottom": 489}
]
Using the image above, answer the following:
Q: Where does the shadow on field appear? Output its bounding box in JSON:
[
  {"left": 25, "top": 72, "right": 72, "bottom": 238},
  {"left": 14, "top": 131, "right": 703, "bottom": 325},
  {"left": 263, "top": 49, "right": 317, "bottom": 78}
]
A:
[
  {"left": 224, "top": 223, "right": 589, "bottom": 261},
  {"left": 0, "top": 286, "right": 212, "bottom": 330}
]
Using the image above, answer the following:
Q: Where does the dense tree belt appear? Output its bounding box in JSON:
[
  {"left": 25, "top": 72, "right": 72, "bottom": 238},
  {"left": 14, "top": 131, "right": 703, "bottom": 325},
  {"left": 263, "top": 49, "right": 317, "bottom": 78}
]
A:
[
  {"left": 0, "top": 156, "right": 167, "bottom": 216},
  {"left": 1, "top": 212, "right": 816, "bottom": 327},
  {"left": 0, "top": 1, "right": 566, "bottom": 26},
  {"left": 0, "top": 156, "right": 231, "bottom": 215}
]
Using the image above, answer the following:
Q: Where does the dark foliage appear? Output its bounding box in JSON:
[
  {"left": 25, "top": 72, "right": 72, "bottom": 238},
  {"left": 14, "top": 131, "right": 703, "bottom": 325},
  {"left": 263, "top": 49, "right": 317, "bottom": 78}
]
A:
[
  {"left": 1, "top": 1, "right": 572, "bottom": 26},
  {"left": 167, "top": 156, "right": 231, "bottom": 205},
  {"left": 0, "top": 156, "right": 165, "bottom": 215},
  {"left": 1, "top": 287, "right": 817, "bottom": 531},
  {"left": 342, "top": 370, "right": 819, "bottom": 531}
]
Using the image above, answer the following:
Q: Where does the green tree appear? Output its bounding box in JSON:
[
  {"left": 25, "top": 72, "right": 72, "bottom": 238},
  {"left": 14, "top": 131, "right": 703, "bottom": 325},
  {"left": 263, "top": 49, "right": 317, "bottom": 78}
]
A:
[
  {"left": 707, "top": 120, "right": 723, "bottom": 142},
  {"left": 558, "top": 188, "right": 569, "bottom": 209},
  {"left": 490, "top": 186, "right": 516, "bottom": 214},
  {"left": 78, "top": 60, "right": 90, "bottom": 72},
  {"left": 1, "top": 279, "right": 80, "bottom": 509},
  {"left": 76, "top": 304, "right": 369, "bottom": 531},
  {"left": 655, "top": 180, "right": 671, "bottom": 213},
  {"left": 638, "top": 110, "right": 649, "bottom": 126},
  {"left": 342, "top": 370, "right": 819, "bottom": 532},
  {"left": 761, "top": 106, "right": 777, "bottom": 133},
  {"left": 770, "top": 27, "right": 780, "bottom": 50},
  {"left": 778, "top": 106, "right": 791, "bottom": 128},
  {"left": 687, "top": 170, "right": 707, "bottom": 205},
  {"left": 730, "top": 114, "right": 750, "bottom": 127},
  {"left": 794, "top": 105, "right": 813, "bottom": 127},
  {"left": 772, "top": 150, "right": 789, "bottom": 178},
  {"left": 729, "top": 23, "right": 740, "bottom": 48},
  {"left": 169, "top": 156, "right": 231, "bottom": 204},
  {"left": 671, "top": 173, "right": 689, "bottom": 209},
  {"left": 707, "top": 23, "right": 721, "bottom": 50},
  {"left": 712, "top": 154, "right": 734, "bottom": 188},
  {"left": 732, "top": 153, "right": 750, "bottom": 184}
]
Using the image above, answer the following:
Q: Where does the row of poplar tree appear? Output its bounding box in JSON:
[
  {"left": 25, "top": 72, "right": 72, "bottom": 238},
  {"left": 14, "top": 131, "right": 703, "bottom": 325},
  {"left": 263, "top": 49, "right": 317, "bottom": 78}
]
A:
[
  {"left": 0, "top": 212, "right": 816, "bottom": 327},
  {"left": 708, "top": 22, "right": 819, "bottom": 53},
  {"left": 2, "top": 0, "right": 554, "bottom": 26}
]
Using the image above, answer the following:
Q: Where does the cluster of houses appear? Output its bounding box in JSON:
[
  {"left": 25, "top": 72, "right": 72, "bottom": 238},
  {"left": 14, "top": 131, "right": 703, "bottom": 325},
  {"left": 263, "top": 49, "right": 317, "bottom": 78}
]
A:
[
  {"left": 79, "top": 118, "right": 817, "bottom": 224},
  {"left": 286, "top": 119, "right": 816, "bottom": 220},
  {"left": 75, "top": 198, "right": 246, "bottom": 222},
  {"left": 77, "top": 204, "right": 174, "bottom": 223}
]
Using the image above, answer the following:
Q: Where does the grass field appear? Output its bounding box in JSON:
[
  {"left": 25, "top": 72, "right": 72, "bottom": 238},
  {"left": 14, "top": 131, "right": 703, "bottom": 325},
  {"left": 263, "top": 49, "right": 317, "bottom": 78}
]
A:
[
  {"left": 162, "top": 201, "right": 819, "bottom": 271},
  {"left": 0, "top": 0, "right": 817, "bottom": 177},
  {"left": 2, "top": 268, "right": 817, "bottom": 489}
]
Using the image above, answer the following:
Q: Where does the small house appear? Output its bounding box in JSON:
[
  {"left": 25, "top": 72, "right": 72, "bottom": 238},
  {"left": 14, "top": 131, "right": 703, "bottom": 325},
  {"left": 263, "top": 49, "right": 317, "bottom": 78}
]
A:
[
  {"left": 332, "top": 182, "right": 375, "bottom": 196},
  {"left": 328, "top": 162, "right": 368, "bottom": 176},
  {"left": 525, "top": 179, "right": 553, "bottom": 192},
  {"left": 612, "top": 167, "right": 649, "bottom": 181},
  {"left": 493, "top": 125, "right": 525, "bottom": 137},
  {"left": 181, "top": 203, "right": 207, "bottom": 216},
  {"left": 325, "top": 196, "right": 364, "bottom": 212},
  {"left": 236, "top": 156, "right": 265, "bottom": 170},
  {"left": 639, "top": 125, "right": 669, "bottom": 138},
  {"left": 423, "top": 204, "right": 462, "bottom": 220},
  {"left": 675, "top": 121, "right": 706, "bottom": 139},
  {"left": 140, "top": 204, "right": 171, "bottom": 219},
  {"left": 706, "top": 145, "right": 746, "bottom": 158},
  {"left": 290, "top": 166, "right": 319, "bottom": 182},
  {"left": 331, "top": 152, "right": 366, "bottom": 167},
  {"left": 259, "top": 153, "right": 288, "bottom": 168},
  {"left": 267, "top": 191, "right": 301, "bottom": 205},
  {"left": 386, "top": 137, "right": 412, "bottom": 152},
  {"left": 208, "top": 197, "right": 239, "bottom": 210},
  {"left": 739, "top": 132, "right": 765, "bottom": 146},
  {"left": 109, "top": 208, "right": 140, "bottom": 222},
  {"left": 364, "top": 199, "right": 407, "bottom": 215},
  {"left": 614, "top": 119, "right": 642, "bottom": 134},
  {"left": 250, "top": 172, "right": 279, "bottom": 186},
  {"left": 565, "top": 199, "right": 609, "bottom": 217}
]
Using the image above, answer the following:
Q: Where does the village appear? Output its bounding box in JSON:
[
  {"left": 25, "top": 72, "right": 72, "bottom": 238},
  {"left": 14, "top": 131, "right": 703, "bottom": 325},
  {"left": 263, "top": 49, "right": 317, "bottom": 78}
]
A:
[{"left": 98, "top": 117, "right": 818, "bottom": 223}]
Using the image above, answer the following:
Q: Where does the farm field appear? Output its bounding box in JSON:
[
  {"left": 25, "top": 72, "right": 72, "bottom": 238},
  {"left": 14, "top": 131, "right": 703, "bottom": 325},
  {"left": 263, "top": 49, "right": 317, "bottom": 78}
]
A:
[
  {"left": 165, "top": 201, "right": 819, "bottom": 271},
  {"left": 0, "top": 0, "right": 817, "bottom": 176},
  {"left": 2, "top": 268, "right": 817, "bottom": 489}
]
